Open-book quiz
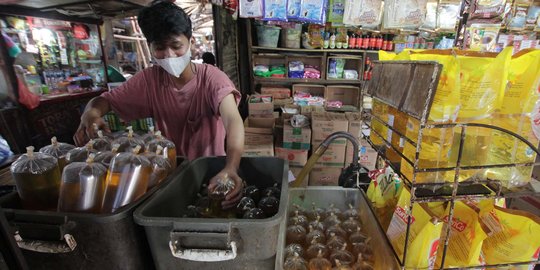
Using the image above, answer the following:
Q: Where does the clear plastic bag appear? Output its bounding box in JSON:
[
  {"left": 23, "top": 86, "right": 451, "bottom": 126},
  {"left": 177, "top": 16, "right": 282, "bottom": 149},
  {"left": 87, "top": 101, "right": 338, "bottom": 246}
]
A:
[
  {"left": 91, "top": 130, "right": 112, "bottom": 152},
  {"left": 146, "top": 131, "right": 177, "bottom": 169},
  {"left": 140, "top": 126, "right": 157, "bottom": 143},
  {"left": 58, "top": 154, "right": 107, "bottom": 213},
  {"left": 146, "top": 145, "right": 172, "bottom": 190},
  {"left": 65, "top": 140, "right": 98, "bottom": 165},
  {"left": 11, "top": 146, "right": 61, "bottom": 210},
  {"left": 113, "top": 127, "right": 145, "bottom": 153},
  {"left": 101, "top": 145, "right": 151, "bottom": 213},
  {"left": 94, "top": 143, "right": 120, "bottom": 169},
  {"left": 39, "top": 137, "right": 76, "bottom": 171}
]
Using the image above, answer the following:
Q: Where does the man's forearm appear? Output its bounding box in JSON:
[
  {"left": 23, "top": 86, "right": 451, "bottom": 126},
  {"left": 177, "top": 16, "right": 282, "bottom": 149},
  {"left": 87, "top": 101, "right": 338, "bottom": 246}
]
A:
[
  {"left": 225, "top": 120, "right": 244, "bottom": 170},
  {"left": 83, "top": 96, "right": 112, "bottom": 119}
]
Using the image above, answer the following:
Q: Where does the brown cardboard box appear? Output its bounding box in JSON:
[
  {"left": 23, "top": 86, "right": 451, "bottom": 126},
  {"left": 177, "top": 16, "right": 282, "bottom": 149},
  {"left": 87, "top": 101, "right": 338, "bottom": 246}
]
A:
[
  {"left": 275, "top": 147, "right": 308, "bottom": 167},
  {"left": 345, "top": 112, "right": 363, "bottom": 139},
  {"left": 324, "top": 85, "right": 361, "bottom": 109},
  {"left": 290, "top": 166, "right": 309, "bottom": 187},
  {"left": 248, "top": 116, "right": 275, "bottom": 129},
  {"left": 261, "top": 86, "right": 291, "bottom": 99},
  {"left": 300, "top": 105, "right": 325, "bottom": 117},
  {"left": 244, "top": 118, "right": 274, "bottom": 157},
  {"left": 282, "top": 104, "right": 301, "bottom": 120},
  {"left": 312, "top": 140, "right": 346, "bottom": 168},
  {"left": 248, "top": 95, "right": 274, "bottom": 118},
  {"left": 311, "top": 112, "right": 349, "bottom": 144},
  {"left": 309, "top": 167, "right": 342, "bottom": 186},
  {"left": 346, "top": 139, "right": 378, "bottom": 170},
  {"left": 283, "top": 121, "right": 311, "bottom": 150}
]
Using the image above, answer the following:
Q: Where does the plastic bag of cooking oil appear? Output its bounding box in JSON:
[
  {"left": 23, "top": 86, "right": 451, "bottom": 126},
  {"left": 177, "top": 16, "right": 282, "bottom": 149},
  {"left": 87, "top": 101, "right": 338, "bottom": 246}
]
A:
[
  {"left": 113, "top": 127, "right": 145, "bottom": 153},
  {"left": 386, "top": 187, "right": 444, "bottom": 269},
  {"left": 145, "top": 145, "right": 172, "bottom": 190},
  {"left": 58, "top": 154, "right": 107, "bottom": 213},
  {"left": 368, "top": 167, "right": 403, "bottom": 230},
  {"left": 500, "top": 49, "right": 540, "bottom": 115},
  {"left": 11, "top": 146, "right": 61, "bottom": 211},
  {"left": 39, "top": 137, "right": 75, "bottom": 172},
  {"left": 477, "top": 201, "right": 540, "bottom": 266},
  {"left": 401, "top": 117, "right": 455, "bottom": 183},
  {"left": 94, "top": 143, "right": 120, "bottom": 169},
  {"left": 435, "top": 201, "right": 489, "bottom": 268},
  {"left": 140, "top": 126, "right": 157, "bottom": 143},
  {"left": 101, "top": 145, "right": 151, "bottom": 213},
  {"left": 91, "top": 130, "right": 112, "bottom": 152},
  {"left": 410, "top": 49, "right": 461, "bottom": 123},
  {"left": 147, "top": 131, "right": 177, "bottom": 169},
  {"left": 65, "top": 141, "right": 98, "bottom": 165},
  {"left": 456, "top": 47, "right": 512, "bottom": 121}
]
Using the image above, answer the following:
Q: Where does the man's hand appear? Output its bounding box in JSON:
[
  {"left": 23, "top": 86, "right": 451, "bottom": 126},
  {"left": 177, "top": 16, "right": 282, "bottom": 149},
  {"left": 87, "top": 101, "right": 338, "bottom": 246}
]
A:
[
  {"left": 74, "top": 97, "right": 112, "bottom": 146},
  {"left": 207, "top": 167, "right": 244, "bottom": 209}
]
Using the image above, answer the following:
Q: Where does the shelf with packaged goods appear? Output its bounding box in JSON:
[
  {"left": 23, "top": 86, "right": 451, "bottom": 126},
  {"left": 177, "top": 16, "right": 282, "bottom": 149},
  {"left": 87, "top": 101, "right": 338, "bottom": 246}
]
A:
[
  {"left": 253, "top": 77, "right": 363, "bottom": 85},
  {"left": 360, "top": 60, "right": 540, "bottom": 270},
  {"left": 252, "top": 46, "right": 380, "bottom": 54}
]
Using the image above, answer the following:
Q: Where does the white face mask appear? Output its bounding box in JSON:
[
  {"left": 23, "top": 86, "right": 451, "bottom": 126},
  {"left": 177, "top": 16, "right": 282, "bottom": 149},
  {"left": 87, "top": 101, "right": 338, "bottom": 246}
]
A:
[{"left": 153, "top": 44, "right": 191, "bottom": 78}]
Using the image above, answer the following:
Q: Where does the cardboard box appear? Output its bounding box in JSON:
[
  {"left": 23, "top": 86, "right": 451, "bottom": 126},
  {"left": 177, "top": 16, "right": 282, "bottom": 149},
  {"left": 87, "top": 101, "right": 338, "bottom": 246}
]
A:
[
  {"left": 300, "top": 105, "right": 325, "bottom": 117},
  {"left": 292, "top": 84, "right": 325, "bottom": 97},
  {"left": 283, "top": 122, "right": 311, "bottom": 150},
  {"left": 325, "top": 85, "right": 361, "bottom": 109},
  {"left": 290, "top": 166, "right": 309, "bottom": 187},
  {"left": 346, "top": 139, "right": 378, "bottom": 170},
  {"left": 261, "top": 86, "right": 291, "bottom": 99},
  {"left": 248, "top": 116, "right": 275, "bottom": 129},
  {"left": 309, "top": 167, "right": 342, "bottom": 186},
  {"left": 275, "top": 147, "right": 308, "bottom": 167},
  {"left": 244, "top": 118, "right": 274, "bottom": 157},
  {"left": 345, "top": 112, "right": 363, "bottom": 139},
  {"left": 282, "top": 104, "right": 300, "bottom": 120},
  {"left": 248, "top": 95, "right": 274, "bottom": 118},
  {"left": 312, "top": 140, "right": 346, "bottom": 168},
  {"left": 311, "top": 112, "right": 349, "bottom": 144}
]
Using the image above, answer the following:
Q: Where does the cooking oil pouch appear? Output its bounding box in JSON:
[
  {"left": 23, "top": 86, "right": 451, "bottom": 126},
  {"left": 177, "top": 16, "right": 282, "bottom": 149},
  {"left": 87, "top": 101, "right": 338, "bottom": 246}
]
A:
[
  {"left": 500, "top": 49, "right": 540, "bottom": 115},
  {"left": 477, "top": 203, "right": 540, "bottom": 265},
  {"left": 140, "top": 126, "right": 157, "bottom": 143},
  {"left": 386, "top": 187, "right": 444, "bottom": 269},
  {"left": 102, "top": 146, "right": 151, "bottom": 213},
  {"left": 11, "top": 146, "right": 61, "bottom": 210},
  {"left": 91, "top": 130, "right": 112, "bottom": 152},
  {"left": 94, "top": 143, "right": 120, "bottom": 169},
  {"left": 39, "top": 136, "right": 75, "bottom": 171},
  {"left": 113, "top": 127, "right": 145, "bottom": 153},
  {"left": 456, "top": 47, "right": 512, "bottom": 121},
  {"left": 410, "top": 50, "right": 460, "bottom": 123},
  {"left": 435, "top": 201, "right": 489, "bottom": 268},
  {"left": 146, "top": 146, "right": 172, "bottom": 190},
  {"left": 65, "top": 141, "right": 98, "bottom": 165},
  {"left": 146, "top": 131, "right": 177, "bottom": 169},
  {"left": 58, "top": 154, "right": 107, "bottom": 213}
]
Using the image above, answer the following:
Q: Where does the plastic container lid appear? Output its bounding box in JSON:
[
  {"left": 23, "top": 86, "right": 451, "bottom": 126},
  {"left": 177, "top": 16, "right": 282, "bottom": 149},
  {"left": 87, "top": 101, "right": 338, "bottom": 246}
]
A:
[
  {"left": 39, "top": 137, "right": 76, "bottom": 159},
  {"left": 12, "top": 146, "right": 58, "bottom": 174}
]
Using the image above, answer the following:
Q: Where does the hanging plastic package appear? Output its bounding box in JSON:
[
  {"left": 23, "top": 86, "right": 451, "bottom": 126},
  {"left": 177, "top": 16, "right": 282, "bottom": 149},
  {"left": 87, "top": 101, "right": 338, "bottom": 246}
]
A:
[
  {"left": 477, "top": 201, "right": 540, "bottom": 266},
  {"left": 263, "top": 0, "right": 288, "bottom": 21},
  {"left": 113, "top": 126, "right": 146, "bottom": 153},
  {"left": 65, "top": 140, "right": 98, "bottom": 164},
  {"left": 343, "top": 0, "right": 383, "bottom": 27},
  {"left": 11, "top": 146, "right": 61, "bottom": 210},
  {"left": 469, "top": 0, "right": 508, "bottom": 23},
  {"left": 94, "top": 143, "right": 121, "bottom": 169},
  {"left": 383, "top": 0, "right": 428, "bottom": 29},
  {"left": 140, "top": 126, "right": 158, "bottom": 143},
  {"left": 287, "top": 0, "right": 302, "bottom": 19},
  {"left": 421, "top": 1, "right": 438, "bottom": 29},
  {"left": 299, "top": 0, "right": 328, "bottom": 24},
  {"left": 146, "top": 131, "right": 177, "bottom": 169},
  {"left": 507, "top": 4, "right": 529, "bottom": 31},
  {"left": 146, "top": 146, "right": 172, "bottom": 190},
  {"left": 91, "top": 130, "right": 112, "bottom": 152},
  {"left": 39, "top": 136, "right": 76, "bottom": 172},
  {"left": 438, "top": 2, "right": 460, "bottom": 30},
  {"left": 239, "top": 0, "right": 263, "bottom": 18},
  {"left": 327, "top": 0, "right": 345, "bottom": 23},
  {"left": 0, "top": 135, "right": 12, "bottom": 165},
  {"left": 101, "top": 146, "right": 151, "bottom": 213},
  {"left": 58, "top": 154, "right": 107, "bottom": 213},
  {"left": 525, "top": 4, "right": 540, "bottom": 29}
]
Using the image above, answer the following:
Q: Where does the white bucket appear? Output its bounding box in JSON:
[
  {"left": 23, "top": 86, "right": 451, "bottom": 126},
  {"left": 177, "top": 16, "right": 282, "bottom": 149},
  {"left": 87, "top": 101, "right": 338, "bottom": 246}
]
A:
[{"left": 257, "top": 25, "right": 281, "bottom": 48}]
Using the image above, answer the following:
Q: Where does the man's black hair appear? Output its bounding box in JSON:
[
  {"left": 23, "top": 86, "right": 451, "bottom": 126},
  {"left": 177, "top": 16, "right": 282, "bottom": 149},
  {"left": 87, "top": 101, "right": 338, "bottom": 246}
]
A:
[
  {"left": 138, "top": 1, "right": 192, "bottom": 44},
  {"left": 202, "top": 52, "right": 216, "bottom": 66}
]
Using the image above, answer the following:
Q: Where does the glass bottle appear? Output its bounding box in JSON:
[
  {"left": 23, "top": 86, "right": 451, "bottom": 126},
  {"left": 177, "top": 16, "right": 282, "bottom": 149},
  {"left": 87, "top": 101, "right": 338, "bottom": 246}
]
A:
[{"left": 11, "top": 146, "right": 61, "bottom": 210}]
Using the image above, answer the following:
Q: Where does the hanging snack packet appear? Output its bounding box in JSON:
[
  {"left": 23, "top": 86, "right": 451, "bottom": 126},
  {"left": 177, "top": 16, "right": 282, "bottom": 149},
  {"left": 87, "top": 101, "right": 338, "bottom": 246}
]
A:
[
  {"left": 326, "top": 0, "right": 345, "bottom": 23},
  {"left": 438, "top": 2, "right": 460, "bottom": 30},
  {"left": 507, "top": 4, "right": 529, "bottom": 31},
  {"left": 456, "top": 47, "right": 512, "bottom": 121},
  {"left": 525, "top": 4, "right": 540, "bottom": 29},
  {"left": 239, "top": 0, "right": 263, "bottom": 18},
  {"left": 287, "top": 0, "right": 302, "bottom": 19},
  {"left": 435, "top": 201, "right": 489, "bottom": 268},
  {"left": 467, "top": 24, "right": 502, "bottom": 52},
  {"left": 478, "top": 203, "right": 540, "bottom": 266},
  {"left": 386, "top": 187, "right": 444, "bottom": 269},
  {"left": 469, "top": 0, "right": 508, "bottom": 23},
  {"left": 263, "top": 0, "right": 287, "bottom": 21},
  {"left": 383, "top": 0, "right": 428, "bottom": 29},
  {"left": 422, "top": 1, "right": 438, "bottom": 29},
  {"left": 343, "top": 0, "right": 382, "bottom": 27},
  {"left": 299, "top": 0, "right": 328, "bottom": 24}
]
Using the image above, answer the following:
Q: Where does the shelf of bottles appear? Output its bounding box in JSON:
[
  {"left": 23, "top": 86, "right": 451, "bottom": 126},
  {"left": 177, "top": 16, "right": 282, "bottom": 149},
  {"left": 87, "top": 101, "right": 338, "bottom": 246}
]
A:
[{"left": 360, "top": 61, "right": 540, "bottom": 269}]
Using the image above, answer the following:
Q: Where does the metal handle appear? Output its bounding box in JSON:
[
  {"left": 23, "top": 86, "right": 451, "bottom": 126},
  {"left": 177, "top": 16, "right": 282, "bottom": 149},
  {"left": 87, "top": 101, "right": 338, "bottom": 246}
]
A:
[
  {"left": 14, "top": 232, "right": 77, "bottom": 253},
  {"left": 169, "top": 240, "right": 237, "bottom": 262}
]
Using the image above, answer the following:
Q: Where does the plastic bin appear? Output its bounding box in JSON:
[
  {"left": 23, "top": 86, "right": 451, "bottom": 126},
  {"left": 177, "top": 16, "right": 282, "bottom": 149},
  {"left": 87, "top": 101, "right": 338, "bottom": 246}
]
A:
[
  {"left": 257, "top": 25, "right": 281, "bottom": 48},
  {"left": 134, "top": 157, "right": 289, "bottom": 270},
  {"left": 0, "top": 157, "right": 187, "bottom": 270},
  {"left": 275, "top": 187, "right": 400, "bottom": 270}
]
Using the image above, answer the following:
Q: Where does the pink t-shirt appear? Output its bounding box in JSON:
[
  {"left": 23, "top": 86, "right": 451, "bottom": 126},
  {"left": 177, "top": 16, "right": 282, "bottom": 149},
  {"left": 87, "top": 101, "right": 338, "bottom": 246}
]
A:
[{"left": 102, "top": 64, "right": 240, "bottom": 160}]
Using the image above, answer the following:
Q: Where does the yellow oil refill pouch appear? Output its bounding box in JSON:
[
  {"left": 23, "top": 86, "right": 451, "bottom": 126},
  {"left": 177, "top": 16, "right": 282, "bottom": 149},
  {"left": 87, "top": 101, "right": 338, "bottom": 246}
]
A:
[
  {"left": 410, "top": 49, "right": 461, "bottom": 123},
  {"left": 386, "top": 187, "right": 444, "bottom": 269},
  {"left": 368, "top": 167, "right": 403, "bottom": 230},
  {"left": 478, "top": 203, "right": 540, "bottom": 266},
  {"left": 401, "top": 117, "right": 455, "bottom": 183},
  {"left": 455, "top": 47, "right": 512, "bottom": 121},
  {"left": 435, "top": 201, "right": 489, "bottom": 268}
]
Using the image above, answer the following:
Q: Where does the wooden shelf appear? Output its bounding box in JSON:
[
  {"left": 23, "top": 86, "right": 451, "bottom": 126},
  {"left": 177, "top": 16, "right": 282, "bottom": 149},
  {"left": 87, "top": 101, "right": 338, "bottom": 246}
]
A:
[
  {"left": 254, "top": 77, "right": 364, "bottom": 84},
  {"left": 252, "top": 46, "right": 380, "bottom": 54}
]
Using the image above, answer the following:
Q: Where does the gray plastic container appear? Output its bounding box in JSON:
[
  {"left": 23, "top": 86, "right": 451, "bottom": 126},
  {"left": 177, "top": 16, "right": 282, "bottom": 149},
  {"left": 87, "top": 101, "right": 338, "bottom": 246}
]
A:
[
  {"left": 134, "top": 157, "right": 289, "bottom": 270},
  {"left": 0, "top": 158, "right": 187, "bottom": 270},
  {"left": 275, "top": 187, "right": 400, "bottom": 270}
]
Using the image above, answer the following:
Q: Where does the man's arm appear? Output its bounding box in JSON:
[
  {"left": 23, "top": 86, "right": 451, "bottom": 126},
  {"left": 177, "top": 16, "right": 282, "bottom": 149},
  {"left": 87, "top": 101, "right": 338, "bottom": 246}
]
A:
[{"left": 73, "top": 96, "right": 112, "bottom": 146}]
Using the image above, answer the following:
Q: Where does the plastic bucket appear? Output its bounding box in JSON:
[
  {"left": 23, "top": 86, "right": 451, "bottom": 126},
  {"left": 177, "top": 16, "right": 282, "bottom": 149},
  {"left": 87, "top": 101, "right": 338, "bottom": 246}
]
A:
[
  {"left": 257, "top": 25, "right": 281, "bottom": 48},
  {"left": 281, "top": 24, "right": 302, "bottom": 49}
]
